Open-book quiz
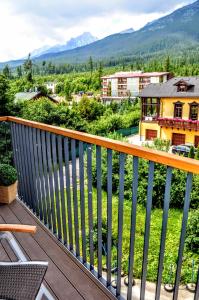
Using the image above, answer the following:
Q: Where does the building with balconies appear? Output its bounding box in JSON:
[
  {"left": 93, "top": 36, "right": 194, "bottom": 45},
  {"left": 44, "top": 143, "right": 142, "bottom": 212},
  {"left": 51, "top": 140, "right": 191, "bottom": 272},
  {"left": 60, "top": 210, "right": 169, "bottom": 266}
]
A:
[
  {"left": 101, "top": 71, "right": 171, "bottom": 103},
  {"left": 140, "top": 77, "right": 199, "bottom": 146}
]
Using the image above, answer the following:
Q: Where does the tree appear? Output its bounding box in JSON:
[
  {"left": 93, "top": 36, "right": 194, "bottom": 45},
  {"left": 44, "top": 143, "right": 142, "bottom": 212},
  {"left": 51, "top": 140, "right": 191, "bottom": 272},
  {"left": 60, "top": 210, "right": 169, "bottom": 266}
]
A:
[
  {"left": 64, "top": 80, "right": 72, "bottom": 101},
  {"left": 16, "top": 66, "right": 22, "bottom": 78},
  {"left": 195, "top": 146, "right": 199, "bottom": 160},
  {"left": 188, "top": 146, "right": 195, "bottom": 159},
  {"left": 97, "top": 62, "right": 103, "bottom": 89},
  {"left": 107, "top": 81, "right": 111, "bottom": 96},
  {"left": 2, "top": 65, "right": 11, "bottom": 79},
  {"left": 164, "top": 56, "right": 171, "bottom": 72},
  {"left": 23, "top": 53, "right": 33, "bottom": 82},
  {"left": 0, "top": 75, "right": 10, "bottom": 116},
  {"left": 88, "top": 56, "right": 93, "bottom": 82}
]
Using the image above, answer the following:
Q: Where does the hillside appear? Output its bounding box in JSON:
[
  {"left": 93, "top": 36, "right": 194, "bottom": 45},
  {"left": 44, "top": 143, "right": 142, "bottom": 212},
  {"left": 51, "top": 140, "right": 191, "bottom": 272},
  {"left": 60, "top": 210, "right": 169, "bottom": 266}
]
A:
[
  {"left": 32, "top": 0, "right": 199, "bottom": 64},
  {"left": 1, "top": 0, "right": 199, "bottom": 68}
]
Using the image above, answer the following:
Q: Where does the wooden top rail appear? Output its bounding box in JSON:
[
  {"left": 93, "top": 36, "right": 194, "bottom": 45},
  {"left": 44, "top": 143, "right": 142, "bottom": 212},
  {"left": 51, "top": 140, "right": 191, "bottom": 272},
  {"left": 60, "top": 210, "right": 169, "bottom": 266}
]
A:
[
  {"left": 1, "top": 116, "right": 199, "bottom": 174},
  {"left": 0, "top": 116, "right": 8, "bottom": 122},
  {"left": 0, "top": 224, "right": 37, "bottom": 234}
]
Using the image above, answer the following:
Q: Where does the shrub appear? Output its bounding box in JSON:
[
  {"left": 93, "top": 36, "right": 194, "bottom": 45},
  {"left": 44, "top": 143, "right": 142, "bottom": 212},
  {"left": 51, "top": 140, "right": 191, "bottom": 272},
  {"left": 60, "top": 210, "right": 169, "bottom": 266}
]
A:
[
  {"left": 0, "top": 164, "right": 17, "bottom": 186},
  {"left": 185, "top": 209, "right": 199, "bottom": 253}
]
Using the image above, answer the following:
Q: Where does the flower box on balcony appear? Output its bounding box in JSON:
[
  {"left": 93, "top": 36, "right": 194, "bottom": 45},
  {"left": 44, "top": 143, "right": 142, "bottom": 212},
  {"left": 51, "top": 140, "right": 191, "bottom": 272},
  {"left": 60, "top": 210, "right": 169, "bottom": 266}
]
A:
[{"left": 0, "top": 164, "right": 18, "bottom": 204}]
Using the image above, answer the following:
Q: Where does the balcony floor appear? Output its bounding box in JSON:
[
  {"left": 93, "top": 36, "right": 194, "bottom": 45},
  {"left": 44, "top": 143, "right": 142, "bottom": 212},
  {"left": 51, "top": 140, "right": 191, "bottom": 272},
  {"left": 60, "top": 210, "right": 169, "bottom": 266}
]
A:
[{"left": 0, "top": 200, "right": 114, "bottom": 300}]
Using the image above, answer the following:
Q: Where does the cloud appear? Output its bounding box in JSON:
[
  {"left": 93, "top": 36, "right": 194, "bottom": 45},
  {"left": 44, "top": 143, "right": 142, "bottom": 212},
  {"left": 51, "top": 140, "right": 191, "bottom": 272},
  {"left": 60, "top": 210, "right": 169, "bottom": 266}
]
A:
[{"left": 0, "top": 0, "right": 194, "bottom": 61}]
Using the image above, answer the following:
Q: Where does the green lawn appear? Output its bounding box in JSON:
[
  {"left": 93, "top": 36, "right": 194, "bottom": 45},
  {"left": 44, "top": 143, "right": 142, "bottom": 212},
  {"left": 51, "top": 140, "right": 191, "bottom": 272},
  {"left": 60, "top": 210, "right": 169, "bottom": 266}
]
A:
[{"left": 63, "top": 187, "right": 198, "bottom": 284}]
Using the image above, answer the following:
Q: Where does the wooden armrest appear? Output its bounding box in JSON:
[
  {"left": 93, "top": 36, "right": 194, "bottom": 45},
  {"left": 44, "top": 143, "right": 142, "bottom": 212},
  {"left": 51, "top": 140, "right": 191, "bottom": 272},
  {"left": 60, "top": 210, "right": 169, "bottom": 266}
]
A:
[{"left": 0, "top": 224, "right": 37, "bottom": 234}]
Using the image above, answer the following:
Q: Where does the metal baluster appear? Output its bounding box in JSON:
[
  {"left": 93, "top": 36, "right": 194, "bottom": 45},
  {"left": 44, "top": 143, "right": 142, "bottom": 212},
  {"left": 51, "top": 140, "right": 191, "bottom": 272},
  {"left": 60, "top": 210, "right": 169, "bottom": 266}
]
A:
[
  {"left": 28, "top": 126, "right": 39, "bottom": 214},
  {"left": 10, "top": 123, "right": 23, "bottom": 198},
  {"left": 64, "top": 138, "right": 73, "bottom": 250},
  {"left": 96, "top": 146, "right": 102, "bottom": 278},
  {"left": 194, "top": 267, "right": 199, "bottom": 300},
  {"left": 79, "top": 141, "right": 86, "bottom": 263},
  {"left": 116, "top": 153, "right": 125, "bottom": 296},
  {"left": 140, "top": 161, "right": 155, "bottom": 300},
  {"left": 155, "top": 167, "right": 173, "bottom": 300},
  {"left": 18, "top": 124, "right": 29, "bottom": 204},
  {"left": 24, "top": 125, "right": 35, "bottom": 210},
  {"left": 37, "top": 129, "right": 47, "bottom": 224},
  {"left": 57, "top": 135, "right": 67, "bottom": 244},
  {"left": 46, "top": 132, "right": 56, "bottom": 233},
  {"left": 52, "top": 134, "right": 62, "bottom": 240},
  {"left": 41, "top": 130, "right": 52, "bottom": 229},
  {"left": 20, "top": 125, "right": 32, "bottom": 208},
  {"left": 173, "top": 172, "right": 193, "bottom": 300},
  {"left": 87, "top": 143, "right": 94, "bottom": 270},
  {"left": 127, "top": 156, "right": 139, "bottom": 300},
  {"left": 107, "top": 149, "right": 113, "bottom": 286},
  {"left": 71, "top": 139, "right": 80, "bottom": 256},
  {"left": 32, "top": 128, "right": 42, "bottom": 218}
]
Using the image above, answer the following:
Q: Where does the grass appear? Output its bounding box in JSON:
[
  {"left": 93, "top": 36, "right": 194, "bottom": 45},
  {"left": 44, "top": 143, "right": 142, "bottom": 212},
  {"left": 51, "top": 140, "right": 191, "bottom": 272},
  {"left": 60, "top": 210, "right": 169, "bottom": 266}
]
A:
[{"left": 56, "top": 187, "right": 198, "bottom": 284}]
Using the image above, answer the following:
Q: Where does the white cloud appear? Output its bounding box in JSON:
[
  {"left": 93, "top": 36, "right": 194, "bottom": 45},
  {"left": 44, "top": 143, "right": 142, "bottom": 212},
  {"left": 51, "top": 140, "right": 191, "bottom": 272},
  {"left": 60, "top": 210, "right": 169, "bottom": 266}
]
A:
[{"left": 0, "top": 0, "right": 194, "bottom": 61}]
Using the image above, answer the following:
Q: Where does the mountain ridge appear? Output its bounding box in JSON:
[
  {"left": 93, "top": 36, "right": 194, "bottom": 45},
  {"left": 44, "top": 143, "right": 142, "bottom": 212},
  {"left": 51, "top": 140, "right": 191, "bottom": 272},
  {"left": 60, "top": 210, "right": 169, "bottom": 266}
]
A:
[{"left": 1, "top": 1, "right": 199, "bottom": 68}]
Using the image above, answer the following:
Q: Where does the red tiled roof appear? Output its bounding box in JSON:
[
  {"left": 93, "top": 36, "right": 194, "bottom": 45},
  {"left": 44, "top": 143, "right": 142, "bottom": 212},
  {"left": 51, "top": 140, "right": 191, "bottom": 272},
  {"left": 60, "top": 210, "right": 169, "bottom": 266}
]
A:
[{"left": 101, "top": 72, "right": 170, "bottom": 79}]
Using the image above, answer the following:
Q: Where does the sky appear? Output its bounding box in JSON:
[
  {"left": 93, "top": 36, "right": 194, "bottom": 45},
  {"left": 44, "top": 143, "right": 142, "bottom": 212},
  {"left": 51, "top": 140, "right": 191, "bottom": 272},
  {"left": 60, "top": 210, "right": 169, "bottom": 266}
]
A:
[{"left": 0, "top": 0, "right": 194, "bottom": 62}]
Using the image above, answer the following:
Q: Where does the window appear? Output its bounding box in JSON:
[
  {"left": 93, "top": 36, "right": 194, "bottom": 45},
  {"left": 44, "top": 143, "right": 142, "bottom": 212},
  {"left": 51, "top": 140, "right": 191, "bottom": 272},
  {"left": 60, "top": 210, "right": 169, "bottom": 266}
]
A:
[
  {"left": 174, "top": 102, "right": 183, "bottom": 118},
  {"left": 142, "top": 98, "right": 160, "bottom": 119},
  {"left": 189, "top": 103, "right": 198, "bottom": 120},
  {"left": 177, "top": 84, "right": 187, "bottom": 92}
]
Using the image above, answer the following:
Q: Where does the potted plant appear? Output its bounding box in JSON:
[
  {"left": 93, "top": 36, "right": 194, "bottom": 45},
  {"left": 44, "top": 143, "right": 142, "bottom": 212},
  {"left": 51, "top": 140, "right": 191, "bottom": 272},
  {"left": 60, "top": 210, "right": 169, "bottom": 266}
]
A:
[{"left": 0, "top": 164, "right": 18, "bottom": 204}]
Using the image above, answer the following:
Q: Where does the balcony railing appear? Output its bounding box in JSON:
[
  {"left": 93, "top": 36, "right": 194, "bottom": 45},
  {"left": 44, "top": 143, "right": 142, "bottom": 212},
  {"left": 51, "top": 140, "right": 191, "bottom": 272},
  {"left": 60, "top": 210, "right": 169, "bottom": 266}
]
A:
[
  {"left": 0, "top": 116, "right": 199, "bottom": 300},
  {"left": 158, "top": 117, "right": 199, "bottom": 131}
]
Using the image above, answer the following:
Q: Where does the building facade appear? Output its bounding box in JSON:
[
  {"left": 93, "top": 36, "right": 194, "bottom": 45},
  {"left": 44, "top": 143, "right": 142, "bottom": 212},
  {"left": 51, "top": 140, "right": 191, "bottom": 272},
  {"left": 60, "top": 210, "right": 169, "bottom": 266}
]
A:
[
  {"left": 139, "top": 77, "right": 199, "bottom": 147},
  {"left": 101, "top": 71, "right": 171, "bottom": 102}
]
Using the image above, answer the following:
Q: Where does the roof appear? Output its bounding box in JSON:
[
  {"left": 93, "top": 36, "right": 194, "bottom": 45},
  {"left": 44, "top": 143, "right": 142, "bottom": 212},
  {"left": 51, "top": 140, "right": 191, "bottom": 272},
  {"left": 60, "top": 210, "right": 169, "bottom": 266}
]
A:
[
  {"left": 101, "top": 71, "right": 170, "bottom": 79},
  {"left": 140, "top": 77, "right": 199, "bottom": 98},
  {"left": 15, "top": 92, "right": 42, "bottom": 101},
  {"left": 15, "top": 92, "right": 58, "bottom": 103}
]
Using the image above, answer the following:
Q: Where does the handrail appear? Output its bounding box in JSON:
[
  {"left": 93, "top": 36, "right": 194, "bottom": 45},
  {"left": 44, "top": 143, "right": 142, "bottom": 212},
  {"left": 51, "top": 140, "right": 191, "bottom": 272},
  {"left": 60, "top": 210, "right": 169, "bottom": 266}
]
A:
[
  {"left": 0, "top": 116, "right": 8, "bottom": 121},
  {"left": 1, "top": 116, "right": 199, "bottom": 174},
  {"left": 0, "top": 224, "right": 37, "bottom": 234}
]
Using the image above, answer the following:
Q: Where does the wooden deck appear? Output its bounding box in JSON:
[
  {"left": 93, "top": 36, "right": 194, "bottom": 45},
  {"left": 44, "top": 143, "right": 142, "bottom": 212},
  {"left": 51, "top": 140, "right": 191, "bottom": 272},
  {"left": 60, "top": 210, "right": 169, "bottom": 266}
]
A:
[{"left": 0, "top": 200, "right": 115, "bottom": 300}]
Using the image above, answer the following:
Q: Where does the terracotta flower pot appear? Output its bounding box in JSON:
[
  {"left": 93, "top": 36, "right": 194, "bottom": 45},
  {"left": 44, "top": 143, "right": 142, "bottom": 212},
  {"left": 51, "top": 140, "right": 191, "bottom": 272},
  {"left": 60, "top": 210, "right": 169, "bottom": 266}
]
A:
[{"left": 0, "top": 181, "right": 18, "bottom": 204}]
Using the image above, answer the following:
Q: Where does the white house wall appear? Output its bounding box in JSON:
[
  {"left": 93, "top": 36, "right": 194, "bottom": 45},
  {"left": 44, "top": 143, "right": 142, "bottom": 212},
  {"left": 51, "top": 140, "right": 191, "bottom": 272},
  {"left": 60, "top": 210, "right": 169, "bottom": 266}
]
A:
[
  {"left": 127, "top": 78, "right": 139, "bottom": 96},
  {"left": 111, "top": 79, "right": 118, "bottom": 97}
]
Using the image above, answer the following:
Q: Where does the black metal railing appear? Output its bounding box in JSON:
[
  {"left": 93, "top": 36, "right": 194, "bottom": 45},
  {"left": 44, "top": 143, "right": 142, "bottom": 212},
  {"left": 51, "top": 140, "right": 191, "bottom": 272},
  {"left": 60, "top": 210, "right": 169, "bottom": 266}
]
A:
[{"left": 1, "top": 117, "right": 199, "bottom": 300}]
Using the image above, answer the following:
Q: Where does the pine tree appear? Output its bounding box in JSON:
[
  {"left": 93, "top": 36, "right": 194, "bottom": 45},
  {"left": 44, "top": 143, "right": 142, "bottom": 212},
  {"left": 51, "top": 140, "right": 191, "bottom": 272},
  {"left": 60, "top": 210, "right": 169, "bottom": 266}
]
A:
[
  {"left": 188, "top": 146, "right": 195, "bottom": 159},
  {"left": 2, "top": 65, "right": 11, "bottom": 79},
  {"left": 88, "top": 56, "right": 93, "bottom": 81},
  {"left": 195, "top": 146, "right": 199, "bottom": 160},
  {"left": 164, "top": 56, "right": 171, "bottom": 72},
  {"left": 23, "top": 53, "right": 33, "bottom": 82}
]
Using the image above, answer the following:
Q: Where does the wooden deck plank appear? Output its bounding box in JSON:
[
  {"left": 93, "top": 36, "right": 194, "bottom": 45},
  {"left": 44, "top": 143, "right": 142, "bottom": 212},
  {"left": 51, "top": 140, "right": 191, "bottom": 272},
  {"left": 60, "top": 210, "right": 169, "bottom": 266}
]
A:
[
  {"left": 0, "top": 204, "right": 83, "bottom": 300},
  {"left": 9, "top": 200, "right": 113, "bottom": 300}
]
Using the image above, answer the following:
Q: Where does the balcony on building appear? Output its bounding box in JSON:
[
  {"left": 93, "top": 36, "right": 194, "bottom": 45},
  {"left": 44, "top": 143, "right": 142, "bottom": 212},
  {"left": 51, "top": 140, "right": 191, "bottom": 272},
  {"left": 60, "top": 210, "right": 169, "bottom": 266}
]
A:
[{"left": 0, "top": 116, "right": 199, "bottom": 300}]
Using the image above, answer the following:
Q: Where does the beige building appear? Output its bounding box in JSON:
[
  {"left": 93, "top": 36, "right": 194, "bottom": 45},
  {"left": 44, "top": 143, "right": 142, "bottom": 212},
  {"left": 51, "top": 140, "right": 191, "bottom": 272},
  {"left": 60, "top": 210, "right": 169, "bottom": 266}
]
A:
[{"left": 101, "top": 71, "right": 171, "bottom": 103}]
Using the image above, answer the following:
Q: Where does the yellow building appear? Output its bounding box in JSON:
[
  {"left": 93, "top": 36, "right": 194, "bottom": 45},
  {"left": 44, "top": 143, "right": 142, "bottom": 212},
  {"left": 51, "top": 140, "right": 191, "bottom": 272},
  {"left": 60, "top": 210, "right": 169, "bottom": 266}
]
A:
[{"left": 139, "top": 77, "right": 199, "bottom": 147}]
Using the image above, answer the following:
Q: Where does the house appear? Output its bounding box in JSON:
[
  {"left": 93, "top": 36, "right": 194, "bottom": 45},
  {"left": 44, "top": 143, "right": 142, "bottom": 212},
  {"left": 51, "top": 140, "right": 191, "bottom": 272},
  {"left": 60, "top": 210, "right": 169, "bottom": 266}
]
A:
[
  {"left": 14, "top": 91, "right": 58, "bottom": 103},
  {"left": 139, "top": 77, "right": 199, "bottom": 147},
  {"left": 45, "top": 81, "right": 57, "bottom": 94},
  {"left": 101, "top": 71, "right": 172, "bottom": 103}
]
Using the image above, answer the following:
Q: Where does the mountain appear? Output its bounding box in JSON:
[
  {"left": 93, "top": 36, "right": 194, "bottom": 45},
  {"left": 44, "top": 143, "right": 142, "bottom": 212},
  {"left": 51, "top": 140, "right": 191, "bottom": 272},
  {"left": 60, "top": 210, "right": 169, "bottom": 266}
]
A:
[
  {"left": 31, "top": 32, "right": 98, "bottom": 58},
  {"left": 120, "top": 28, "right": 134, "bottom": 34},
  {"left": 31, "top": 0, "right": 199, "bottom": 64},
  {"left": 1, "top": 1, "right": 199, "bottom": 68}
]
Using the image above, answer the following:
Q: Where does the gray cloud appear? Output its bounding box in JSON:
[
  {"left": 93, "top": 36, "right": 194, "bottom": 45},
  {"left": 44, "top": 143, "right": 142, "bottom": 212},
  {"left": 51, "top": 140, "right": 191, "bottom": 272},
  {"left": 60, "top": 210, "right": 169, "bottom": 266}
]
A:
[{"left": 8, "top": 0, "right": 194, "bottom": 22}]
